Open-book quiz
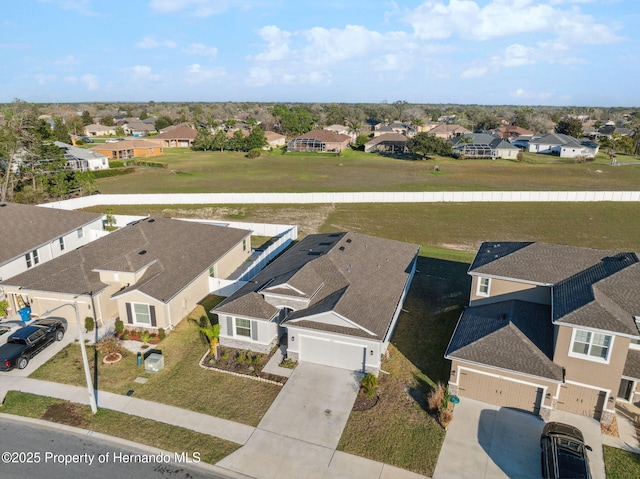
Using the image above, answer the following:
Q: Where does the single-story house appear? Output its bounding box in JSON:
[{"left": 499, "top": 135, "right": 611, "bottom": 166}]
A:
[
  {"left": 324, "top": 124, "right": 351, "bottom": 137},
  {"left": 428, "top": 123, "right": 472, "bottom": 139},
  {"left": 84, "top": 124, "right": 117, "bottom": 137},
  {"left": 446, "top": 242, "right": 640, "bottom": 424},
  {"left": 373, "top": 122, "right": 417, "bottom": 138},
  {"left": 150, "top": 125, "right": 198, "bottom": 148},
  {"left": 91, "top": 140, "right": 164, "bottom": 159},
  {"left": 54, "top": 141, "right": 109, "bottom": 171},
  {"left": 528, "top": 134, "right": 599, "bottom": 159},
  {"left": 491, "top": 125, "right": 535, "bottom": 140},
  {"left": 363, "top": 133, "right": 407, "bottom": 153},
  {"left": 450, "top": 133, "right": 520, "bottom": 159},
  {"left": 213, "top": 232, "right": 419, "bottom": 374},
  {"left": 0, "top": 202, "right": 104, "bottom": 284},
  {"left": 263, "top": 131, "right": 286, "bottom": 149},
  {"left": 122, "top": 120, "right": 156, "bottom": 137},
  {"left": 1, "top": 217, "right": 252, "bottom": 330},
  {"left": 287, "top": 130, "right": 351, "bottom": 153}
]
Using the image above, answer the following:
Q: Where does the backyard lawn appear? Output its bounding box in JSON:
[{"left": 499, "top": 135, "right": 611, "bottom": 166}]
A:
[
  {"left": 29, "top": 295, "right": 281, "bottom": 427},
  {"left": 603, "top": 445, "right": 640, "bottom": 479}
]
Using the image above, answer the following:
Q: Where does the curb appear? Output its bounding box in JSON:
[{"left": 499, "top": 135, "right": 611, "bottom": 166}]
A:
[{"left": 0, "top": 413, "right": 255, "bottom": 479}]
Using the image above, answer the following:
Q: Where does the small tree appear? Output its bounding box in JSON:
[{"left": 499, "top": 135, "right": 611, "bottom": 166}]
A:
[
  {"left": 190, "top": 314, "right": 220, "bottom": 354},
  {"left": 104, "top": 208, "right": 116, "bottom": 228},
  {"left": 360, "top": 373, "right": 378, "bottom": 397},
  {"left": 516, "top": 150, "right": 525, "bottom": 163},
  {"left": 555, "top": 118, "right": 583, "bottom": 138},
  {"left": 406, "top": 132, "right": 452, "bottom": 159}
]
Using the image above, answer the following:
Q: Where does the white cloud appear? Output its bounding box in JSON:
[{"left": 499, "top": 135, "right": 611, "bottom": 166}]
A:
[
  {"left": 186, "top": 63, "right": 226, "bottom": 83},
  {"left": 136, "top": 37, "right": 177, "bottom": 49},
  {"left": 148, "top": 0, "right": 230, "bottom": 17},
  {"left": 185, "top": 43, "right": 218, "bottom": 58},
  {"left": 461, "top": 66, "right": 488, "bottom": 78},
  {"left": 128, "top": 65, "right": 161, "bottom": 81},
  {"left": 511, "top": 88, "right": 552, "bottom": 101},
  {"left": 80, "top": 74, "right": 99, "bottom": 90},
  {"left": 246, "top": 67, "right": 273, "bottom": 87},
  {"left": 252, "top": 26, "right": 292, "bottom": 62},
  {"left": 55, "top": 54, "right": 77, "bottom": 65},
  {"left": 34, "top": 74, "right": 57, "bottom": 86},
  {"left": 491, "top": 44, "right": 536, "bottom": 67}
]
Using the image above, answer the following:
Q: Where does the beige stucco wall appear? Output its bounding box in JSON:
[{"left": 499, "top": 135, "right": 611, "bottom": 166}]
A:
[
  {"left": 166, "top": 271, "right": 212, "bottom": 328},
  {"left": 116, "top": 290, "right": 167, "bottom": 330},
  {"left": 553, "top": 325, "right": 629, "bottom": 394},
  {"left": 469, "top": 276, "right": 551, "bottom": 305},
  {"left": 214, "top": 236, "right": 251, "bottom": 279}
]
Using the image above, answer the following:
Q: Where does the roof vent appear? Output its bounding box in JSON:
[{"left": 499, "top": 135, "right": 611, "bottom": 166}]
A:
[
  {"left": 138, "top": 250, "right": 147, "bottom": 255},
  {"left": 148, "top": 218, "right": 155, "bottom": 223},
  {"left": 346, "top": 238, "right": 352, "bottom": 243},
  {"left": 339, "top": 246, "right": 345, "bottom": 251}
]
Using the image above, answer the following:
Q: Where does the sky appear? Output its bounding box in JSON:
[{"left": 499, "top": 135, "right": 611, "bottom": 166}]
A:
[{"left": 0, "top": 0, "right": 637, "bottom": 106}]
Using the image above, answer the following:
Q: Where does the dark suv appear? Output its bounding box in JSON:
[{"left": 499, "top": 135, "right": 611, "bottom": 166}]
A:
[{"left": 541, "top": 422, "right": 592, "bottom": 479}]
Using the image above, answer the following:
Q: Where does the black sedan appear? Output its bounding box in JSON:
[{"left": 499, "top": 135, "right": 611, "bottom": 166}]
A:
[{"left": 541, "top": 421, "right": 592, "bottom": 479}]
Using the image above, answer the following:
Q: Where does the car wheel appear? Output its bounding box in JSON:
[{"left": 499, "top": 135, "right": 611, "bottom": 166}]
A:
[
  {"left": 55, "top": 329, "right": 64, "bottom": 341},
  {"left": 17, "top": 357, "right": 29, "bottom": 369}
]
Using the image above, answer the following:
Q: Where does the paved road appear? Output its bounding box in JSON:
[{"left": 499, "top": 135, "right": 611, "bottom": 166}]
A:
[{"left": 0, "top": 418, "right": 233, "bottom": 479}]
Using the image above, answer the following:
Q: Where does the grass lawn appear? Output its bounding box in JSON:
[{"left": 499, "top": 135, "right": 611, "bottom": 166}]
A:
[
  {"left": 30, "top": 295, "right": 281, "bottom": 427},
  {"left": 603, "top": 445, "right": 640, "bottom": 479},
  {"left": 0, "top": 391, "right": 239, "bottom": 464},
  {"left": 337, "top": 253, "right": 471, "bottom": 476},
  {"left": 93, "top": 147, "right": 640, "bottom": 195}
]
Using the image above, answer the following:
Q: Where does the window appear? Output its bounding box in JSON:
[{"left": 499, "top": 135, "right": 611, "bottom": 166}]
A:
[
  {"left": 77, "top": 228, "right": 84, "bottom": 239},
  {"left": 25, "top": 250, "right": 39, "bottom": 268},
  {"left": 242, "top": 238, "right": 247, "bottom": 252},
  {"left": 236, "top": 318, "right": 251, "bottom": 337},
  {"left": 209, "top": 265, "right": 215, "bottom": 277},
  {"left": 133, "top": 303, "right": 151, "bottom": 325},
  {"left": 476, "top": 277, "right": 490, "bottom": 296},
  {"left": 570, "top": 329, "right": 612, "bottom": 361},
  {"left": 59, "top": 237, "right": 65, "bottom": 251}
]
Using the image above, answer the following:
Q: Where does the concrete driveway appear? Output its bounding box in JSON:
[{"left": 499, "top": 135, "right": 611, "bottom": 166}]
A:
[{"left": 433, "top": 397, "right": 606, "bottom": 479}]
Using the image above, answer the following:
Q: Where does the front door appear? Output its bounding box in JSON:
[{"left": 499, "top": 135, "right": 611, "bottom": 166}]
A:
[{"left": 617, "top": 379, "right": 634, "bottom": 402}]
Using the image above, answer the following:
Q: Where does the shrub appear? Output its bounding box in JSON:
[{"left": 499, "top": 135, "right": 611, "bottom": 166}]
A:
[
  {"left": 221, "top": 352, "right": 229, "bottom": 360},
  {"left": 95, "top": 337, "right": 123, "bottom": 357},
  {"left": 428, "top": 383, "right": 446, "bottom": 413},
  {"left": 0, "top": 299, "right": 9, "bottom": 317},
  {"left": 246, "top": 148, "right": 262, "bottom": 159},
  {"left": 84, "top": 316, "right": 95, "bottom": 331},
  {"left": 114, "top": 319, "right": 124, "bottom": 335},
  {"left": 109, "top": 160, "right": 124, "bottom": 168},
  {"left": 360, "top": 373, "right": 378, "bottom": 397},
  {"left": 140, "top": 330, "right": 151, "bottom": 345},
  {"left": 438, "top": 407, "right": 453, "bottom": 429},
  {"left": 92, "top": 167, "right": 135, "bottom": 179},
  {"left": 158, "top": 328, "right": 166, "bottom": 340}
]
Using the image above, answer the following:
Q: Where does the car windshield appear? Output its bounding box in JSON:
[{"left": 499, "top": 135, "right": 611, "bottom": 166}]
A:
[{"left": 557, "top": 438, "right": 582, "bottom": 453}]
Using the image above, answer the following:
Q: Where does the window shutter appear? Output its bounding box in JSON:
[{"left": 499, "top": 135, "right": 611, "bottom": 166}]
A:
[
  {"left": 150, "top": 305, "right": 157, "bottom": 327},
  {"left": 227, "top": 316, "right": 233, "bottom": 337},
  {"left": 125, "top": 303, "right": 133, "bottom": 324},
  {"left": 251, "top": 320, "right": 258, "bottom": 341}
]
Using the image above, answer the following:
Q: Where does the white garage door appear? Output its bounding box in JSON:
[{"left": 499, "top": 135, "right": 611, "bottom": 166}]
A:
[{"left": 300, "top": 335, "right": 366, "bottom": 371}]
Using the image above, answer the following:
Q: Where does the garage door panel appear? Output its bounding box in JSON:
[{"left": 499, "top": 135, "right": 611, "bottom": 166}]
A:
[
  {"left": 557, "top": 384, "right": 605, "bottom": 419},
  {"left": 300, "top": 336, "right": 366, "bottom": 371},
  {"left": 458, "top": 370, "right": 542, "bottom": 414}
]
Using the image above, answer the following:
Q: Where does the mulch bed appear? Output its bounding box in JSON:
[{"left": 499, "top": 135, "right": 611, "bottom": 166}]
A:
[
  {"left": 200, "top": 346, "right": 287, "bottom": 384},
  {"left": 353, "top": 389, "right": 379, "bottom": 411},
  {"left": 601, "top": 416, "right": 619, "bottom": 437}
]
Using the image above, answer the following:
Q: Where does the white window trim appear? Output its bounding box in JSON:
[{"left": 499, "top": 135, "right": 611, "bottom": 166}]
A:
[
  {"left": 235, "top": 317, "right": 253, "bottom": 339},
  {"left": 132, "top": 302, "right": 152, "bottom": 326},
  {"left": 77, "top": 227, "right": 84, "bottom": 239},
  {"left": 59, "top": 237, "right": 65, "bottom": 251},
  {"left": 568, "top": 328, "right": 614, "bottom": 364},
  {"left": 476, "top": 276, "right": 491, "bottom": 297}
]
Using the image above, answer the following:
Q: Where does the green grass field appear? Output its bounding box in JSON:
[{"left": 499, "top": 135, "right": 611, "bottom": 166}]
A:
[{"left": 96, "top": 147, "right": 640, "bottom": 194}]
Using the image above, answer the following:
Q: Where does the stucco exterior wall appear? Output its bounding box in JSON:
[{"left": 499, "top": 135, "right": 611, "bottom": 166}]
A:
[
  {"left": 217, "top": 314, "right": 278, "bottom": 354},
  {"left": 469, "top": 276, "right": 551, "bottom": 305},
  {"left": 116, "top": 290, "right": 167, "bottom": 330},
  {"left": 166, "top": 271, "right": 212, "bottom": 328},
  {"left": 214, "top": 236, "right": 251, "bottom": 279}
]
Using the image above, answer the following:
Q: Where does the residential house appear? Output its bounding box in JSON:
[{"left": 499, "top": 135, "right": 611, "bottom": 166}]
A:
[
  {"left": 54, "top": 142, "right": 109, "bottom": 171},
  {"left": 363, "top": 133, "right": 407, "bottom": 153},
  {"left": 446, "top": 242, "right": 640, "bottom": 424},
  {"left": 84, "top": 124, "right": 117, "bottom": 137},
  {"left": 597, "top": 124, "right": 634, "bottom": 140},
  {"left": 91, "top": 140, "right": 164, "bottom": 159},
  {"left": 287, "top": 130, "right": 351, "bottom": 153},
  {"left": 263, "top": 131, "right": 286, "bottom": 149},
  {"left": 150, "top": 125, "right": 198, "bottom": 148},
  {"left": 325, "top": 124, "right": 351, "bottom": 137},
  {"left": 450, "top": 133, "right": 520, "bottom": 160},
  {"left": 373, "top": 122, "right": 417, "bottom": 138},
  {"left": 0, "top": 202, "right": 104, "bottom": 284},
  {"left": 491, "top": 125, "right": 535, "bottom": 141},
  {"left": 428, "top": 123, "right": 472, "bottom": 139},
  {"left": 1, "top": 217, "right": 252, "bottom": 330},
  {"left": 213, "top": 232, "right": 419, "bottom": 374},
  {"left": 122, "top": 120, "right": 156, "bottom": 137},
  {"left": 528, "top": 134, "right": 599, "bottom": 159}
]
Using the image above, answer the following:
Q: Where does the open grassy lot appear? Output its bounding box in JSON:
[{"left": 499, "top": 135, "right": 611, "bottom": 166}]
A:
[
  {"left": 94, "top": 147, "right": 640, "bottom": 194},
  {"left": 0, "top": 391, "right": 239, "bottom": 464},
  {"left": 603, "top": 445, "right": 640, "bottom": 479},
  {"left": 338, "top": 254, "right": 471, "bottom": 475},
  {"left": 30, "top": 296, "right": 281, "bottom": 427}
]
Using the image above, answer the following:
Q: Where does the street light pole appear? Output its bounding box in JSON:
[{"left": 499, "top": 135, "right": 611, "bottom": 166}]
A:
[{"left": 74, "top": 300, "right": 98, "bottom": 414}]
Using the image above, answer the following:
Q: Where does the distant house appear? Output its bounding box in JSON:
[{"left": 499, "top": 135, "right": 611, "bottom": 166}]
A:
[
  {"left": 213, "top": 232, "right": 419, "bottom": 374},
  {"left": 373, "top": 122, "right": 417, "bottom": 138},
  {"left": 450, "top": 133, "right": 520, "bottom": 160},
  {"left": 91, "top": 140, "right": 164, "bottom": 159},
  {"left": 2, "top": 217, "right": 252, "bottom": 330},
  {"left": 0, "top": 202, "right": 104, "bottom": 283},
  {"left": 364, "top": 133, "right": 407, "bottom": 153},
  {"left": 324, "top": 124, "right": 351, "bottom": 136},
  {"left": 528, "top": 134, "right": 599, "bottom": 159},
  {"left": 491, "top": 125, "right": 535, "bottom": 140},
  {"left": 597, "top": 124, "right": 634, "bottom": 140},
  {"left": 150, "top": 125, "right": 198, "bottom": 148},
  {"left": 54, "top": 141, "right": 109, "bottom": 171},
  {"left": 263, "top": 131, "right": 286, "bottom": 149},
  {"left": 84, "top": 124, "right": 117, "bottom": 137},
  {"left": 288, "top": 130, "right": 351, "bottom": 153},
  {"left": 428, "top": 123, "right": 472, "bottom": 139},
  {"left": 122, "top": 120, "right": 156, "bottom": 137}
]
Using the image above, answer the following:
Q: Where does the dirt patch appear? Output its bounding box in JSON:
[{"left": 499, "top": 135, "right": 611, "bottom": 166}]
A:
[
  {"left": 601, "top": 416, "right": 619, "bottom": 437},
  {"left": 42, "top": 402, "right": 90, "bottom": 429}
]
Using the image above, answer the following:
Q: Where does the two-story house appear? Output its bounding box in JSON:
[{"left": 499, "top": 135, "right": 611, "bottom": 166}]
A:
[{"left": 446, "top": 242, "right": 640, "bottom": 424}]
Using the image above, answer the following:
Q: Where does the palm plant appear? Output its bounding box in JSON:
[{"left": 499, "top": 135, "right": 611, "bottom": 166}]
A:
[{"left": 190, "top": 315, "right": 220, "bottom": 354}]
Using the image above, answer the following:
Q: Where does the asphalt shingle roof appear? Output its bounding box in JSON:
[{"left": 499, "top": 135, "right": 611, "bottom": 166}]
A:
[
  {"left": 294, "top": 129, "right": 351, "bottom": 143},
  {"left": 2, "top": 217, "right": 250, "bottom": 303},
  {"left": 623, "top": 348, "right": 640, "bottom": 381},
  {"left": 446, "top": 300, "right": 563, "bottom": 381}
]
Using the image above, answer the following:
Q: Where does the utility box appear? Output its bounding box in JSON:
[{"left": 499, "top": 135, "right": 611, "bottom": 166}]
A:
[{"left": 144, "top": 352, "right": 164, "bottom": 373}]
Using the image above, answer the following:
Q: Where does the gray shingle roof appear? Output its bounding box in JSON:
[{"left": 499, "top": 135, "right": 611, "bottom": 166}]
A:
[
  {"left": 0, "top": 203, "right": 102, "bottom": 265},
  {"left": 446, "top": 300, "right": 563, "bottom": 381},
  {"left": 214, "top": 232, "right": 419, "bottom": 339},
  {"left": 2, "top": 217, "right": 250, "bottom": 303}
]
